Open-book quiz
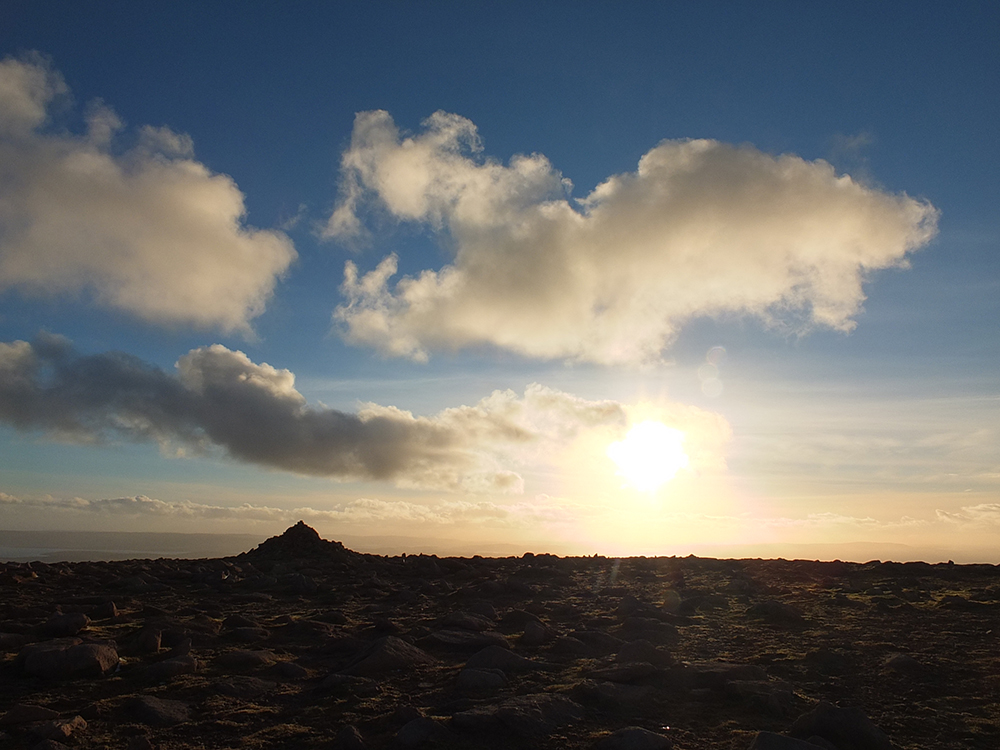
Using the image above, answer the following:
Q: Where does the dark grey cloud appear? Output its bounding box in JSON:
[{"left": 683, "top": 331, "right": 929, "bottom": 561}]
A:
[
  {"left": 0, "top": 333, "right": 526, "bottom": 491},
  {"left": 1, "top": 335, "right": 672, "bottom": 492}
]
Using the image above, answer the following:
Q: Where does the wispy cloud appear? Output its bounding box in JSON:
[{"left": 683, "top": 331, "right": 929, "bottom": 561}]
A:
[
  {"left": 936, "top": 503, "right": 1000, "bottom": 527},
  {"left": 0, "top": 54, "right": 295, "bottom": 333},
  {"left": 326, "top": 110, "right": 938, "bottom": 364},
  {"left": 0, "top": 334, "right": 727, "bottom": 492}
]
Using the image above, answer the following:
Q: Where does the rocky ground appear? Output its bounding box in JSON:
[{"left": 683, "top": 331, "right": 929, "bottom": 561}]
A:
[{"left": 1, "top": 522, "right": 998, "bottom": 750}]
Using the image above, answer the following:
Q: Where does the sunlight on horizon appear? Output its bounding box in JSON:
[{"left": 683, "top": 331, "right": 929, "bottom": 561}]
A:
[{"left": 606, "top": 420, "right": 690, "bottom": 492}]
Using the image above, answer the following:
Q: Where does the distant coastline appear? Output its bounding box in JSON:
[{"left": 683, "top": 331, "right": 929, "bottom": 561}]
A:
[
  {"left": 1, "top": 529, "right": 996, "bottom": 565},
  {"left": 0, "top": 530, "right": 263, "bottom": 563}
]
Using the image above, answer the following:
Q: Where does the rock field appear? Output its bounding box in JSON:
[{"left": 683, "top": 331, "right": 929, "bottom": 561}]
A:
[{"left": 1, "top": 522, "right": 998, "bottom": 749}]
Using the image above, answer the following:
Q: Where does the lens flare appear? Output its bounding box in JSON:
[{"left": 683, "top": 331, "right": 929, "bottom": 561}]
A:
[{"left": 606, "top": 420, "right": 689, "bottom": 492}]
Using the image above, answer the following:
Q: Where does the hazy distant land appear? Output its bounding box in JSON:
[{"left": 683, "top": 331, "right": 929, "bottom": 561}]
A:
[{"left": 1, "top": 529, "right": 996, "bottom": 565}]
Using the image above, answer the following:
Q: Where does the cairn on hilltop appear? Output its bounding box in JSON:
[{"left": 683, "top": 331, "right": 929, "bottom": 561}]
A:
[{"left": 238, "top": 521, "right": 356, "bottom": 564}]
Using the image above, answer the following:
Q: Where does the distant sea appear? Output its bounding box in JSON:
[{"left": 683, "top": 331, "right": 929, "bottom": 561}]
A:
[
  {"left": 0, "top": 530, "right": 264, "bottom": 563},
  {"left": 1, "top": 530, "right": 995, "bottom": 565}
]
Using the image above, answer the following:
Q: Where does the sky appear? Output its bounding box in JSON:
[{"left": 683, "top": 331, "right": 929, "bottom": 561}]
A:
[{"left": 0, "top": 1, "right": 997, "bottom": 562}]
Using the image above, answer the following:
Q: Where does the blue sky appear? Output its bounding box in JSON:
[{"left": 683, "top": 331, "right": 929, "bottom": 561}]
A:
[{"left": 0, "top": 1, "right": 997, "bottom": 561}]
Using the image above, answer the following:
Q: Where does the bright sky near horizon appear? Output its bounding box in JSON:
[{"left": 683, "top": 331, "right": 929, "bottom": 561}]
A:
[{"left": 0, "top": 1, "right": 997, "bottom": 562}]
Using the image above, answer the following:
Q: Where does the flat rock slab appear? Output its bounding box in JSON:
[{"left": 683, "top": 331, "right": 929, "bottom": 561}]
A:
[
  {"left": 453, "top": 693, "right": 585, "bottom": 737},
  {"left": 681, "top": 661, "right": 768, "bottom": 690},
  {"left": 464, "top": 644, "right": 538, "bottom": 673},
  {"left": 215, "top": 675, "right": 277, "bottom": 699},
  {"left": 127, "top": 696, "right": 191, "bottom": 726},
  {"left": 419, "top": 628, "right": 509, "bottom": 651},
  {"left": 591, "top": 661, "right": 661, "bottom": 683},
  {"left": 1, "top": 704, "right": 60, "bottom": 725}
]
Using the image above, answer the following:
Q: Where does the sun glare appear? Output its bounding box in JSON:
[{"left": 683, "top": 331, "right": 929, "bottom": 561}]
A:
[{"left": 607, "top": 420, "right": 690, "bottom": 492}]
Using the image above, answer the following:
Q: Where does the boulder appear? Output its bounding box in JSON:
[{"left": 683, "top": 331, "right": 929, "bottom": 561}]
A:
[
  {"left": 453, "top": 693, "right": 585, "bottom": 738},
  {"left": 19, "top": 639, "right": 119, "bottom": 679},
  {"left": 395, "top": 717, "right": 449, "bottom": 747},
  {"left": 788, "top": 702, "right": 892, "bottom": 750},
  {"left": 456, "top": 667, "right": 507, "bottom": 692},
  {"left": 341, "top": 636, "right": 436, "bottom": 676},
  {"left": 333, "top": 724, "right": 366, "bottom": 749},
  {"left": 1, "top": 704, "right": 60, "bottom": 725},
  {"left": 31, "top": 715, "right": 87, "bottom": 741},
  {"left": 216, "top": 649, "right": 276, "bottom": 671},
  {"left": 41, "top": 613, "right": 90, "bottom": 638},
  {"left": 127, "top": 696, "right": 191, "bottom": 726},
  {"left": 140, "top": 655, "right": 198, "bottom": 682}
]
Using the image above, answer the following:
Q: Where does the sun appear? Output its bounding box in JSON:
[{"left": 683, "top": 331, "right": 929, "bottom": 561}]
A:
[{"left": 607, "top": 420, "right": 690, "bottom": 492}]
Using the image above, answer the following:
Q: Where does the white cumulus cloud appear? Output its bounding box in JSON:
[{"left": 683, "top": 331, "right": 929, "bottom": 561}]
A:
[
  {"left": 0, "top": 54, "right": 295, "bottom": 333},
  {"left": 326, "top": 110, "right": 938, "bottom": 364}
]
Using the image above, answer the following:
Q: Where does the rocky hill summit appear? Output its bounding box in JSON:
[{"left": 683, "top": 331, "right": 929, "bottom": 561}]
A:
[
  {"left": 1, "top": 530, "right": 998, "bottom": 749},
  {"left": 238, "top": 521, "right": 357, "bottom": 564}
]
